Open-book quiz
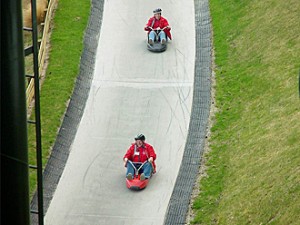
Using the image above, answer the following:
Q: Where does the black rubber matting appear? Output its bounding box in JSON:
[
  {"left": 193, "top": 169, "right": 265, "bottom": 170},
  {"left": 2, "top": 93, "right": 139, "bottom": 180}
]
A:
[
  {"left": 163, "top": 0, "right": 212, "bottom": 224},
  {"left": 30, "top": 0, "right": 105, "bottom": 223}
]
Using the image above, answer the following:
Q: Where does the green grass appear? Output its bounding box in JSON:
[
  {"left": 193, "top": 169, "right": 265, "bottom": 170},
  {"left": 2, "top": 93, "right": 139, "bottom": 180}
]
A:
[
  {"left": 192, "top": 0, "right": 300, "bottom": 224},
  {"left": 28, "top": 0, "right": 90, "bottom": 196}
]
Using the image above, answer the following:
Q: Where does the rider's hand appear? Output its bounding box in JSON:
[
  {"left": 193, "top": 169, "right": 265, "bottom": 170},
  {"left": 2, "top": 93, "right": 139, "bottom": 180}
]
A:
[
  {"left": 156, "top": 27, "right": 161, "bottom": 30},
  {"left": 148, "top": 157, "right": 154, "bottom": 163},
  {"left": 124, "top": 158, "right": 128, "bottom": 167}
]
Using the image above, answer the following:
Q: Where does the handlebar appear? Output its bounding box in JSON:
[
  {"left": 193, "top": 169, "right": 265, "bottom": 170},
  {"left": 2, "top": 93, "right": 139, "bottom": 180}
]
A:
[
  {"left": 146, "top": 26, "right": 170, "bottom": 31},
  {"left": 126, "top": 160, "right": 149, "bottom": 176}
]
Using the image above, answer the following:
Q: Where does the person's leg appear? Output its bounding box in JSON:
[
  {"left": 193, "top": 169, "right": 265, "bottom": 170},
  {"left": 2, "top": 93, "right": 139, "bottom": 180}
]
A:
[
  {"left": 148, "top": 31, "right": 156, "bottom": 44},
  {"left": 159, "top": 31, "right": 167, "bottom": 43},
  {"left": 126, "top": 162, "right": 135, "bottom": 179},
  {"left": 141, "top": 162, "right": 153, "bottom": 179}
]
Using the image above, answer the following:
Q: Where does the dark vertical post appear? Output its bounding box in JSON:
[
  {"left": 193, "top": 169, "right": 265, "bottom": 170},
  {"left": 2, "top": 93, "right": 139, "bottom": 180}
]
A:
[
  {"left": 1, "top": 0, "right": 30, "bottom": 224},
  {"left": 31, "top": 0, "right": 45, "bottom": 223}
]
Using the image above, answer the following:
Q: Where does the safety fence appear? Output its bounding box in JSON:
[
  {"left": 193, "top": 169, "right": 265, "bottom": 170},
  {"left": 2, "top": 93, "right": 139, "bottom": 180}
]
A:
[{"left": 25, "top": 0, "right": 57, "bottom": 106}]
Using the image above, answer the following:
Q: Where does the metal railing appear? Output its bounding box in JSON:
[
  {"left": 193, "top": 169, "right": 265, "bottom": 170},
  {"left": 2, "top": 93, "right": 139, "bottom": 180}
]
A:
[
  {"left": 25, "top": 0, "right": 57, "bottom": 106},
  {"left": 24, "top": 0, "right": 45, "bottom": 224}
]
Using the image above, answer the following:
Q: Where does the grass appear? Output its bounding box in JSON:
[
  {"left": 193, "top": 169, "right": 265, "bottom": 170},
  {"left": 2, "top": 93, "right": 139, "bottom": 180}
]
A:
[
  {"left": 192, "top": 0, "right": 300, "bottom": 224},
  {"left": 28, "top": 0, "right": 90, "bottom": 196}
]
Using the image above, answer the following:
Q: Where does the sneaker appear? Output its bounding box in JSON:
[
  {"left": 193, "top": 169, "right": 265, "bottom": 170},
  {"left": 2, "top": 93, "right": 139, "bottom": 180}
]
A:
[
  {"left": 149, "top": 39, "right": 154, "bottom": 45},
  {"left": 161, "top": 39, "right": 166, "bottom": 45},
  {"left": 140, "top": 173, "right": 145, "bottom": 181},
  {"left": 126, "top": 173, "right": 133, "bottom": 180}
]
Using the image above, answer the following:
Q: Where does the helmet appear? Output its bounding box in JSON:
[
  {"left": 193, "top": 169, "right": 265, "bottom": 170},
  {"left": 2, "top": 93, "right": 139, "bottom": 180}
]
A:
[
  {"left": 153, "top": 8, "right": 162, "bottom": 14},
  {"left": 134, "top": 134, "right": 146, "bottom": 141}
]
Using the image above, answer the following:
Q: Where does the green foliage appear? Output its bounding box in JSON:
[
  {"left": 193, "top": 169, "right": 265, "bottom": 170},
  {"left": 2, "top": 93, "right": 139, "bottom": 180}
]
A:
[
  {"left": 28, "top": 0, "right": 90, "bottom": 196},
  {"left": 192, "top": 0, "right": 300, "bottom": 224}
]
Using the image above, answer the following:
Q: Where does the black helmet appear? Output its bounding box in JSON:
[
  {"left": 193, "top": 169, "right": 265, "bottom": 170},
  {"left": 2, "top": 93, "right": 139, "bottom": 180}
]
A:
[
  {"left": 134, "top": 134, "right": 146, "bottom": 141},
  {"left": 153, "top": 8, "right": 162, "bottom": 14}
]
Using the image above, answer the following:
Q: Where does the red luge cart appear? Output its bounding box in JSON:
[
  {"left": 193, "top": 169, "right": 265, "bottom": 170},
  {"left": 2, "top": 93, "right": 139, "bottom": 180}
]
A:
[{"left": 126, "top": 161, "right": 152, "bottom": 190}]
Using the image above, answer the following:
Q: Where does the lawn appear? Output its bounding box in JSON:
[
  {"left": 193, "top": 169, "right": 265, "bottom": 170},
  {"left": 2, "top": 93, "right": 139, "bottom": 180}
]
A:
[
  {"left": 192, "top": 0, "right": 300, "bottom": 224},
  {"left": 28, "top": 0, "right": 91, "bottom": 196}
]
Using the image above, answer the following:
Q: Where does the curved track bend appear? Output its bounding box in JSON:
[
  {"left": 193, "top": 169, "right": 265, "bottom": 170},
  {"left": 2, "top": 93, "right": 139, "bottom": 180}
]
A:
[{"left": 45, "top": 0, "right": 196, "bottom": 224}]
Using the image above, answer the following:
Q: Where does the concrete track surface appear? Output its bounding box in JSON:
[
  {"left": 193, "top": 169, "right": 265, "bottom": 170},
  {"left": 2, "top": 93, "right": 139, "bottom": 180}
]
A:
[{"left": 45, "top": 0, "right": 196, "bottom": 224}]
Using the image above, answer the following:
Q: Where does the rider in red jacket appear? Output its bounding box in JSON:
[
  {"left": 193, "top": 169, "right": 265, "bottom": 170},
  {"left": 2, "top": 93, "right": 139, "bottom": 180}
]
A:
[
  {"left": 123, "top": 134, "right": 156, "bottom": 180},
  {"left": 145, "top": 8, "right": 172, "bottom": 44}
]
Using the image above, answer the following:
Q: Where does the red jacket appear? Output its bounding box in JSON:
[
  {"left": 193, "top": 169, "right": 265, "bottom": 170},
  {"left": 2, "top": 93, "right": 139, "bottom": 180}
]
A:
[
  {"left": 124, "top": 143, "right": 157, "bottom": 172},
  {"left": 144, "top": 16, "right": 172, "bottom": 40}
]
